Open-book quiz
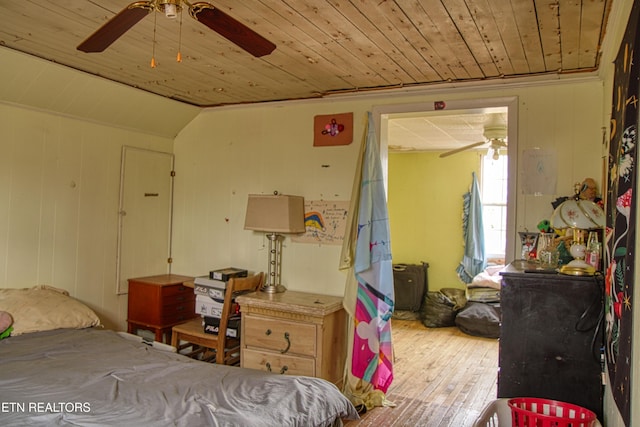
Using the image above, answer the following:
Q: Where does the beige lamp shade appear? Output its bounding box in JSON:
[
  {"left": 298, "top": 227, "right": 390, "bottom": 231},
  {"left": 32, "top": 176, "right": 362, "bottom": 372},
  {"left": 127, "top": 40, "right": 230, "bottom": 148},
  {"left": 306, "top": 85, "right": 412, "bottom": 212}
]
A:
[{"left": 244, "top": 194, "right": 305, "bottom": 233}]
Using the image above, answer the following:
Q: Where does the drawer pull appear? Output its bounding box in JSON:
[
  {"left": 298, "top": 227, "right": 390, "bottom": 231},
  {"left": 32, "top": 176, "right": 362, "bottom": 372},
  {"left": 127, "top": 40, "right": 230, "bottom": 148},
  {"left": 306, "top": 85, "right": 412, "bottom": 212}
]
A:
[
  {"left": 280, "top": 366, "right": 288, "bottom": 375},
  {"left": 265, "top": 329, "right": 272, "bottom": 336},
  {"left": 280, "top": 332, "right": 291, "bottom": 354},
  {"left": 265, "top": 362, "right": 272, "bottom": 372}
]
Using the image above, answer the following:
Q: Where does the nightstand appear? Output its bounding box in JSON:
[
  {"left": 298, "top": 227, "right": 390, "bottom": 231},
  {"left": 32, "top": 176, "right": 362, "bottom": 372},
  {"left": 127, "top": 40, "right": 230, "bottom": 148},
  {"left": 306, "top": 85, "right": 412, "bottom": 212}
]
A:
[
  {"left": 127, "top": 274, "right": 197, "bottom": 344},
  {"left": 236, "top": 290, "right": 347, "bottom": 386}
]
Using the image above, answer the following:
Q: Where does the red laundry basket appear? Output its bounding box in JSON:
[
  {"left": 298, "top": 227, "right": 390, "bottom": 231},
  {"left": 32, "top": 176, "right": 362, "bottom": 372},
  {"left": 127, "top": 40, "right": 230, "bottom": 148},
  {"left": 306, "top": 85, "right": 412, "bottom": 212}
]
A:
[{"left": 508, "top": 398, "right": 597, "bottom": 427}]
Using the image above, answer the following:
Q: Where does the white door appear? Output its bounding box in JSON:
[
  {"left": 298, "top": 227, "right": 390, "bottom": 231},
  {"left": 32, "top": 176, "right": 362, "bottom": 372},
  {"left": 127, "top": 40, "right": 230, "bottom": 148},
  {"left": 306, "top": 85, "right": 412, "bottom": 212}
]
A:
[{"left": 117, "top": 147, "right": 174, "bottom": 294}]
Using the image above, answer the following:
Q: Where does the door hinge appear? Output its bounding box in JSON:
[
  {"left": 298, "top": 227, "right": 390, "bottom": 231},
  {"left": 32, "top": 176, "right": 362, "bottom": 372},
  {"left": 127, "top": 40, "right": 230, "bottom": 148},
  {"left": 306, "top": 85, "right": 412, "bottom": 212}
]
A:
[
  {"left": 167, "top": 257, "right": 173, "bottom": 264},
  {"left": 170, "top": 170, "right": 176, "bottom": 177}
]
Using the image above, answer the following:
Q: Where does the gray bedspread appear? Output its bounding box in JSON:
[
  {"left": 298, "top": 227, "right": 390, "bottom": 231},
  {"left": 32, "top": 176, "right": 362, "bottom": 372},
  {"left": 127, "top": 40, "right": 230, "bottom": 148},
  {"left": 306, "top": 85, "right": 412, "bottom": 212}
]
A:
[{"left": 0, "top": 328, "right": 359, "bottom": 426}]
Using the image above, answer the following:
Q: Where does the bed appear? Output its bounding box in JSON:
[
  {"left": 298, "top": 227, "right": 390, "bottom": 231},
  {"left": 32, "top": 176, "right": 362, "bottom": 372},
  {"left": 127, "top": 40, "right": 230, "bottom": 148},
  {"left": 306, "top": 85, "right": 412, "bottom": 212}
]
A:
[{"left": 0, "top": 286, "right": 359, "bottom": 427}]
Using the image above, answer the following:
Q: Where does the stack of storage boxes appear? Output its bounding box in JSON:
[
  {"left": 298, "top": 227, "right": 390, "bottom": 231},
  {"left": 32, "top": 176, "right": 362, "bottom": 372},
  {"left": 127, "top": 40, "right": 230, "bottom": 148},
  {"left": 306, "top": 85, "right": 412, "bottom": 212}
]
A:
[{"left": 193, "top": 268, "right": 248, "bottom": 337}]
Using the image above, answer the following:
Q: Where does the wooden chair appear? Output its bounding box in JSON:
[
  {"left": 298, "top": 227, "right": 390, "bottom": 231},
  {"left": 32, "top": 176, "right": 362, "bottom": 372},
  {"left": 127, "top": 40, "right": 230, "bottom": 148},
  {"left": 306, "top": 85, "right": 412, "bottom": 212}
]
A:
[{"left": 171, "top": 272, "right": 264, "bottom": 365}]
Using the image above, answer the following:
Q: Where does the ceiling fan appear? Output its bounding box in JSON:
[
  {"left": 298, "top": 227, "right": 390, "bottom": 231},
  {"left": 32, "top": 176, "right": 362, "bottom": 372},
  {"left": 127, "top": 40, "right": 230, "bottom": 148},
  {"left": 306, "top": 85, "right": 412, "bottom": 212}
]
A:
[
  {"left": 77, "top": 0, "right": 276, "bottom": 58},
  {"left": 439, "top": 113, "right": 508, "bottom": 159}
]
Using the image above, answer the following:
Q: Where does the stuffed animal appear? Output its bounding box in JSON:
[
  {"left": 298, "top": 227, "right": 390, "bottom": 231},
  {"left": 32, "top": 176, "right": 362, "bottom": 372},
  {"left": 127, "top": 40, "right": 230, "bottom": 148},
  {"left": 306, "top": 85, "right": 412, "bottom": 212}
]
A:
[
  {"left": 0, "top": 311, "right": 13, "bottom": 339},
  {"left": 537, "top": 219, "right": 552, "bottom": 234}
]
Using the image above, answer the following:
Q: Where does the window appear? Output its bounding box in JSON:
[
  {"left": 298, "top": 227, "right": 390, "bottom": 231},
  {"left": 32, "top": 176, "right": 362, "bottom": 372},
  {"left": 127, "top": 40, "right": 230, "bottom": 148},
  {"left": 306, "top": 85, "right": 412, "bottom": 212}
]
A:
[{"left": 481, "top": 153, "right": 508, "bottom": 259}]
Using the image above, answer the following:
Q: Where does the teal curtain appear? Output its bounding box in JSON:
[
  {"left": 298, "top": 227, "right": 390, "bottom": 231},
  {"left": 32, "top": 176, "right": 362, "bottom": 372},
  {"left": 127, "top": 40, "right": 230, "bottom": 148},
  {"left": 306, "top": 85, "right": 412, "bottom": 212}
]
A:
[{"left": 456, "top": 172, "right": 486, "bottom": 283}]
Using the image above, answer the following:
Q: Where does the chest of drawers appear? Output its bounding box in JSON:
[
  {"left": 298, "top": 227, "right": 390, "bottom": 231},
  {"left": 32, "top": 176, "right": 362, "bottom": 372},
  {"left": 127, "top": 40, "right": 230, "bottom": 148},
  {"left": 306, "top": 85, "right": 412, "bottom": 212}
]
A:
[
  {"left": 236, "top": 290, "right": 347, "bottom": 386},
  {"left": 498, "top": 265, "right": 604, "bottom": 421},
  {"left": 127, "top": 274, "right": 196, "bottom": 343}
]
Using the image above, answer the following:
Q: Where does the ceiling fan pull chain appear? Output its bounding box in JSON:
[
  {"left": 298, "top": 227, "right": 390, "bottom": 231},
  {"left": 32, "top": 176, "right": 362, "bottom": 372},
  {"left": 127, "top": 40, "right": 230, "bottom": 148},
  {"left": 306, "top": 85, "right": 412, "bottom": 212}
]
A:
[
  {"left": 176, "top": 6, "right": 183, "bottom": 63},
  {"left": 150, "top": 9, "right": 158, "bottom": 68}
]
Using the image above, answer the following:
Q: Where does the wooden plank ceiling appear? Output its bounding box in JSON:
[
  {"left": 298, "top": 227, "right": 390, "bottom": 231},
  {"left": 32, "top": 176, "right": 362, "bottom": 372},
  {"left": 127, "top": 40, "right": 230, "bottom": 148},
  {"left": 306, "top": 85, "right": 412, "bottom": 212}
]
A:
[{"left": 0, "top": 0, "right": 612, "bottom": 108}]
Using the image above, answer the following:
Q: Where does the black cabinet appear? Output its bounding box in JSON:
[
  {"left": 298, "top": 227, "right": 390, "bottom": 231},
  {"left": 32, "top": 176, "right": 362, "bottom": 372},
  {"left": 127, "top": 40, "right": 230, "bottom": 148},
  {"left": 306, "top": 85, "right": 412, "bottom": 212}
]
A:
[{"left": 498, "top": 263, "right": 603, "bottom": 420}]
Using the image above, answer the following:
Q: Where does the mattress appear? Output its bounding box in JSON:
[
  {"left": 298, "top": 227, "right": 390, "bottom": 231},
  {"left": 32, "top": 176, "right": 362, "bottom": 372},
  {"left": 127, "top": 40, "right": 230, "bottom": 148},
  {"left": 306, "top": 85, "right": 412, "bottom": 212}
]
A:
[{"left": 0, "top": 328, "right": 358, "bottom": 427}]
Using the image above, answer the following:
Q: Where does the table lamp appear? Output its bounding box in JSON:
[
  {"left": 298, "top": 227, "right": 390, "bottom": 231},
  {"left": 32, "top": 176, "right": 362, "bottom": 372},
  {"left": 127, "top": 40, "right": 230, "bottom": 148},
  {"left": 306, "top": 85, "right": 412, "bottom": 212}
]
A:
[
  {"left": 550, "top": 186, "right": 605, "bottom": 275},
  {"left": 244, "top": 193, "right": 305, "bottom": 293}
]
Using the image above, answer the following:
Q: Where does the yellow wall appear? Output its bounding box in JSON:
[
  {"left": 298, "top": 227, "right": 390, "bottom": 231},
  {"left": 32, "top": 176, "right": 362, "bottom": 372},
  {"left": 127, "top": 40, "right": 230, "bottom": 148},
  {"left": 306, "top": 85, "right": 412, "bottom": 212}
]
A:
[{"left": 388, "top": 150, "right": 481, "bottom": 290}]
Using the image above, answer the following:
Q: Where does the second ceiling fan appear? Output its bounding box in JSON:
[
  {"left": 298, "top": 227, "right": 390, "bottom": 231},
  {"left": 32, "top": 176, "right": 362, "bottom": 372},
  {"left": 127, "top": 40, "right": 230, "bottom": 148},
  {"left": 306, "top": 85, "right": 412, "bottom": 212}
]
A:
[
  {"left": 440, "top": 113, "right": 508, "bottom": 159},
  {"left": 77, "top": 0, "right": 276, "bottom": 58}
]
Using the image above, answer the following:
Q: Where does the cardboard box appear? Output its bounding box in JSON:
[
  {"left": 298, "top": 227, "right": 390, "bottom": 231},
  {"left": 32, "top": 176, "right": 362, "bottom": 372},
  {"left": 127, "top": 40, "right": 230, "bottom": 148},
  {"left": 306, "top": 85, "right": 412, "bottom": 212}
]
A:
[
  {"left": 209, "top": 267, "right": 248, "bottom": 281},
  {"left": 203, "top": 316, "right": 241, "bottom": 338},
  {"left": 196, "top": 294, "right": 223, "bottom": 317},
  {"left": 193, "top": 276, "right": 226, "bottom": 300},
  {"left": 195, "top": 295, "right": 238, "bottom": 318}
]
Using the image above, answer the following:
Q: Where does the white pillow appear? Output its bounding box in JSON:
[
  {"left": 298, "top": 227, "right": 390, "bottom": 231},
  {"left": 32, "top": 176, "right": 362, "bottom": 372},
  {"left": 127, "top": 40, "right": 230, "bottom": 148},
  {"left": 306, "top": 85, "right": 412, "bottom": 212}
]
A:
[{"left": 0, "top": 285, "right": 101, "bottom": 335}]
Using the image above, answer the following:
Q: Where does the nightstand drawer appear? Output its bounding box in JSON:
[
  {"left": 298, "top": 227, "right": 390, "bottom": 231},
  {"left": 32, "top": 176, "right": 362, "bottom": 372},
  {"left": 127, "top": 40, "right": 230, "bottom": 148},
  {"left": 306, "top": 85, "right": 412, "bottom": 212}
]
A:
[
  {"left": 161, "top": 283, "right": 193, "bottom": 297},
  {"left": 161, "top": 299, "right": 196, "bottom": 324},
  {"left": 244, "top": 315, "right": 316, "bottom": 356},
  {"left": 242, "top": 348, "right": 315, "bottom": 377},
  {"left": 162, "top": 311, "right": 195, "bottom": 325},
  {"left": 162, "top": 291, "right": 195, "bottom": 307}
]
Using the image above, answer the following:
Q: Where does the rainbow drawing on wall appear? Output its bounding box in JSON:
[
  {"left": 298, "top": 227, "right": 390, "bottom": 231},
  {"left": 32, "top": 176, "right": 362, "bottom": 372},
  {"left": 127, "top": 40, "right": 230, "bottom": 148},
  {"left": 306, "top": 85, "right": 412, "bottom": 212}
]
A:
[
  {"left": 304, "top": 211, "right": 325, "bottom": 231},
  {"left": 292, "top": 200, "right": 348, "bottom": 245}
]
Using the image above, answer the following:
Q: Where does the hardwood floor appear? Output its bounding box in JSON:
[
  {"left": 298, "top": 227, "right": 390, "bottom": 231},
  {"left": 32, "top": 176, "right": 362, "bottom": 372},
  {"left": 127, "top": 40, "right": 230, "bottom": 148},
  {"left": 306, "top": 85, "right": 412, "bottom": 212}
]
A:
[{"left": 343, "top": 319, "right": 499, "bottom": 427}]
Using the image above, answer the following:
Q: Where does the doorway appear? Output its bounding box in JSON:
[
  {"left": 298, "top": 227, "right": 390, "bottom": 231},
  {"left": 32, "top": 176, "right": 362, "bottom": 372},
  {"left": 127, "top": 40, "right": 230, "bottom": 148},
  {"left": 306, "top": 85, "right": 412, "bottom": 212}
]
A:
[{"left": 373, "top": 97, "right": 518, "bottom": 271}]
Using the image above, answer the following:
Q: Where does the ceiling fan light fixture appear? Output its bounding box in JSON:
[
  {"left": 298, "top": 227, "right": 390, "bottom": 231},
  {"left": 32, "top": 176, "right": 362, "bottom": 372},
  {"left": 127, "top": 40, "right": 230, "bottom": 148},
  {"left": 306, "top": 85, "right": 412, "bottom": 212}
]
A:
[
  {"left": 158, "top": 0, "right": 181, "bottom": 19},
  {"left": 483, "top": 125, "right": 507, "bottom": 141},
  {"left": 164, "top": 4, "right": 177, "bottom": 18}
]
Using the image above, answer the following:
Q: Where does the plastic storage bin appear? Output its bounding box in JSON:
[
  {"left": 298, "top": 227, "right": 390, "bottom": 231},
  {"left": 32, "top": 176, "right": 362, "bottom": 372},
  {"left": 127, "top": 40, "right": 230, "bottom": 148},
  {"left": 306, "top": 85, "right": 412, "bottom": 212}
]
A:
[
  {"left": 473, "top": 399, "right": 602, "bottom": 427},
  {"left": 508, "top": 398, "right": 597, "bottom": 427},
  {"left": 473, "top": 399, "right": 512, "bottom": 427}
]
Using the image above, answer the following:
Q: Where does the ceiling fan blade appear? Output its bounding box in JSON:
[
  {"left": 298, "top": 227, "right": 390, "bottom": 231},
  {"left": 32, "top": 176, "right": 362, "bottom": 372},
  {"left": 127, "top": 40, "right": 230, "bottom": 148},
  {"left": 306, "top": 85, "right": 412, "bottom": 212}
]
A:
[
  {"left": 77, "top": 2, "right": 154, "bottom": 53},
  {"left": 189, "top": 3, "right": 276, "bottom": 57},
  {"left": 439, "top": 141, "right": 486, "bottom": 158}
]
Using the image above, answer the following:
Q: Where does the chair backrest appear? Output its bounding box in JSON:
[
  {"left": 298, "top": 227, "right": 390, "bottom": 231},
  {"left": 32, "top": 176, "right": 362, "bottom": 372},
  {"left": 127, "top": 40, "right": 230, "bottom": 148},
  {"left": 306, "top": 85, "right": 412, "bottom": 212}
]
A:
[
  {"left": 216, "top": 272, "right": 264, "bottom": 364},
  {"left": 229, "top": 272, "right": 265, "bottom": 295}
]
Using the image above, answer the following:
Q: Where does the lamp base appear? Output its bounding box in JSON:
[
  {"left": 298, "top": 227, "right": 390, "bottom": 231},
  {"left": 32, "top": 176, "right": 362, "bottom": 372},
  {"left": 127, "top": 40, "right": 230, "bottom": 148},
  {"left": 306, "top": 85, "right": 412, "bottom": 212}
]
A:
[
  {"left": 261, "top": 284, "right": 287, "bottom": 294},
  {"left": 559, "top": 259, "right": 596, "bottom": 276}
]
